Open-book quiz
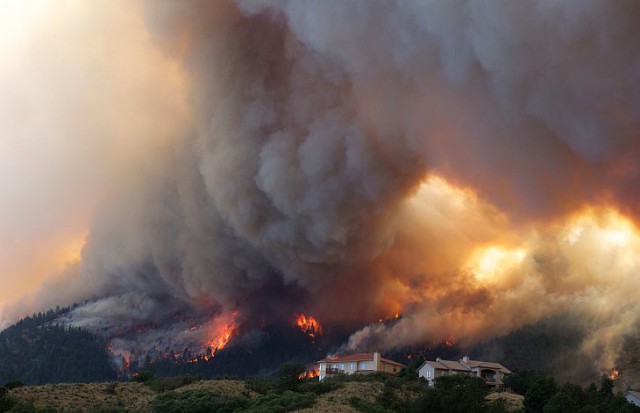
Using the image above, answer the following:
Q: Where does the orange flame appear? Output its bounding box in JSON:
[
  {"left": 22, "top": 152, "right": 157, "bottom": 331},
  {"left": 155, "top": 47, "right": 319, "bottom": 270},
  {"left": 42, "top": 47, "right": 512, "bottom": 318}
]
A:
[
  {"left": 299, "top": 367, "right": 320, "bottom": 380},
  {"left": 209, "top": 311, "right": 239, "bottom": 352},
  {"left": 296, "top": 314, "right": 323, "bottom": 338},
  {"left": 444, "top": 334, "right": 456, "bottom": 347},
  {"left": 609, "top": 369, "right": 619, "bottom": 380}
]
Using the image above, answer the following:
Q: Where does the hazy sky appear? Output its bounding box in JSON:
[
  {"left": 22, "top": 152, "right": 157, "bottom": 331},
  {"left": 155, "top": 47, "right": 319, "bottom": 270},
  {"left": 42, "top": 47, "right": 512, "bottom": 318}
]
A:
[{"left": 0, "top": 0, "right": 187, "bottom": 320}]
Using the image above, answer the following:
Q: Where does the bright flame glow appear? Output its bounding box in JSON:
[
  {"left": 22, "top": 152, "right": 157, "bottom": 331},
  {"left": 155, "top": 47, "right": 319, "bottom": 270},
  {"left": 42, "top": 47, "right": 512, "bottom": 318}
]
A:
[
  {"left": 444, "top": 335, "right": 456, "bottom": 347},
  {"left": 299, "top": 366, "right": 320, "bottom": 380},
  {"left": 208, "top": 311, "right": 239, "bottom": 351},
  {"left": 296, "top": 314, "right": 323, "bottom": 338},
  {"left": 563, "top": 209, "right": 638, "bottom": 248},
  {"left": 468, "top": 246, "right": 527, "bottom": 282}
]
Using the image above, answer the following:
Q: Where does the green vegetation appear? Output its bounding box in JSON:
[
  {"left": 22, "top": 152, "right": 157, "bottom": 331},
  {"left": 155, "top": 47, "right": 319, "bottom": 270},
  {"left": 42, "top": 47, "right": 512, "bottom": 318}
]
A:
[
  {"left": 0, "top": 306, "right": 116, "bottom": 385},
  {"left": 130, "top": 370, "right": 201, "bottom": 393},
  {"left": 3, "top": 361, "right": 640, "bottom": 413},
  {"left": 504, "top": 370, "right": 640, "bottom": 413},
  {"left": 152, "top": 390, "right": 249, "bottom": 413},
  {"left": 347, "top": 373, "right": 496, "bottom": 413},
  {"left": 151, "top": 389, "right": 315, "bottom": 413},
  {"left": 149, "top": 364, "right": 318, "bottom": 413},
  {"left": 0, "top": 387, "right": 15, "bottom": 413}
]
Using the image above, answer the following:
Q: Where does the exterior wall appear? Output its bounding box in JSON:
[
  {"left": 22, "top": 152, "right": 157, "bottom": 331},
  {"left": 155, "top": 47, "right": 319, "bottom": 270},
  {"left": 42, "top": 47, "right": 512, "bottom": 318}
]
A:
[
  {"left": 346, "top": 361, "right": 358, "bottom": 374},
  {"left": 469, "top": 367, "right": 507, "bottom": 386},
  {"left": 418, "top": 364, "right": 431, "bottom": 379},
  {"left": 319, "top": 354, "right": 403, "bottom": 381},
  {"left": 434, "top": 370, "right": 449, "bottom": 381},
  {"left": 419, "top": 357, "right": 510, "bottom": 388},
  {"left": 418, "top": 364, "right": 448, "bottom": 386},
  {"left": 373, "top": 352, "right": 381, "bottom": 372},
  {"left": 318, "top": 363, "right": 328, "bottom": 381},
  {"left": 319, "top": 360, "right": 369, "bottom": 381},
  {"left": 379, "top": 361, "right": 402, "bottom": 375},
  {"left": 419, "top": 364, "right": 476, "bottom": 386},
  {"left": 319, "top": 362, "right": 347, "bottom": 381},
  {"left": 358, "top": 360, "right": 371, "bottom": 371},
  {"left": 625, "top": 393, "right": 640, "bottom": 407},
  {"left": 418, "top": 364, "right": 435, "bottom": 386}
]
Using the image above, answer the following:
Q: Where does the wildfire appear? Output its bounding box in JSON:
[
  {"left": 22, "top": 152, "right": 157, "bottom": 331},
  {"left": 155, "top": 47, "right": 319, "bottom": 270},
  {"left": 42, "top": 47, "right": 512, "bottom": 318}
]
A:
[
  {"left": 444, "top": 335, "right": 456, "bottom": 347},
  {"left": 299, "top": 367, "right": 320, "bottom": 380},
  {"left": 377, "top": 311, "right": 402, "bottom": 324},
  {"left": 467, "top": 246, "right": 527, "bottom": 283},
  {"left": 296, "top": 314, "right": 323, "bottom": 338},
  {"left": 609, "top": 369, "right": 620, "bottom": 380},
  {"left": 208, "top": 311, "right": 239, "bottom": 352}
]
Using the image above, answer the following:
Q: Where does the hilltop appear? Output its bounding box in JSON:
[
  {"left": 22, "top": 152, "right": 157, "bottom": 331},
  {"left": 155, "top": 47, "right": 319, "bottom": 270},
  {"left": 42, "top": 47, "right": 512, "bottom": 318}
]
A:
[
  {"left": 5, "top": 379, "right": 382, "bottom": 413},
  {"left": 0, "top": 306, "right": 116, "bottom": 385}
]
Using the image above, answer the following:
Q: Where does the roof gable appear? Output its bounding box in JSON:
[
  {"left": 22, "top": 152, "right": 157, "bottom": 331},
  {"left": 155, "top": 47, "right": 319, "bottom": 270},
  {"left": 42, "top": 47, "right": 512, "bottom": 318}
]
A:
[
  {"left": 462, "top": 359, "right": 511, "bottom": 374},
  {"left": 318, "top": 353, "right": 406, "bottom": 368},
  {"left": 318, "top": 353, "right": 373, "bottom": 363},
  {"left": 420, "top": 356, "right": 511, "bottom": 375},
  {"left": 437, "top": 359, "right": 471, "bottom": 372},
  {"left": 420, "top": 360, "right": 448, "bottom": 370}
]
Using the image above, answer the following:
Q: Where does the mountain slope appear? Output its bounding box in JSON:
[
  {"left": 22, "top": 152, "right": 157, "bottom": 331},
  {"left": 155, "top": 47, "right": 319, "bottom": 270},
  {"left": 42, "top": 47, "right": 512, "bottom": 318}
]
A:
[{"left": 0, "top": 308, "right": 117, "bottom": 385}]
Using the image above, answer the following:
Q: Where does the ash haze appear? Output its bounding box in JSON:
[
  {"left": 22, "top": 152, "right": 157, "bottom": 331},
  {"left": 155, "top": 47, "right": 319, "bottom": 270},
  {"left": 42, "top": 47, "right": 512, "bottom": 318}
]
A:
[{"left": 2, "top": 0, "right": 640, "bottom": 374}]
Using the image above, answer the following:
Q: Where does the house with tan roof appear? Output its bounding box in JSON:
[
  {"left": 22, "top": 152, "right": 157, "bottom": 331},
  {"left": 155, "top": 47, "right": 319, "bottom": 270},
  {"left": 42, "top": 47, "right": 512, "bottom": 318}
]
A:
[
  {"left": 418, "top": 356, "right": 511, "bottom": 387},
  {"left": 317, "top": 352, "right": 406, "bottom": 381}
]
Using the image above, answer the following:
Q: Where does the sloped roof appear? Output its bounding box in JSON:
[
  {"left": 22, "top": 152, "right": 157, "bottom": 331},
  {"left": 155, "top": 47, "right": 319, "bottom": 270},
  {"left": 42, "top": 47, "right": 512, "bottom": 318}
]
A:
[
  {"left": 625, "top": 391, "right": 640, "bottom": 399},
  {"left": 380, "top": 357, "right": 406, "bottom": 368},
  {"left": 437, "top": 359, "right": 472, "bottom": 372},
  {"left": 318, "top": 353, "right": 372, "bottom": 363},
  {"left": 419, "top": 357, "right": 511, "bottom": 375},
  {"left": 318, "top": 353, "right": 406, "bottom": 367},
  {"left": 462, "top": 359, "right": 511, "bottom": 374},
  {"left": 420, "top": 360, "right": 449, "bottom": 370}
]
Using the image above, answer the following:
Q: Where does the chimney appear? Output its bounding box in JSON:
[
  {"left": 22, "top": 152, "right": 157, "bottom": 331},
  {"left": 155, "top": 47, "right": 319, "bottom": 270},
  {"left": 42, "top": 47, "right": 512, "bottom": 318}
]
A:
[
  {"left": 462, "top": 356, "right": 469, "bottom": 364},
  {"left": 436, "top": 357, "right": 441, "bottom": 362},
  {"left": 373, "top": 352, "right": 381, "bottom": 371}
]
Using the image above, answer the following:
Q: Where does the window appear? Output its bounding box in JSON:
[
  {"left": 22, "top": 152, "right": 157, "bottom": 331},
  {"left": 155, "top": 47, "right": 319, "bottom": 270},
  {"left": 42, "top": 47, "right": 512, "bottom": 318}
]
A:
[
  {"left": 350, "top": 363, "right": 355, "bottom": 370},
  {"left": 361, "top": 362, "right": 367, "bottom": 370}
]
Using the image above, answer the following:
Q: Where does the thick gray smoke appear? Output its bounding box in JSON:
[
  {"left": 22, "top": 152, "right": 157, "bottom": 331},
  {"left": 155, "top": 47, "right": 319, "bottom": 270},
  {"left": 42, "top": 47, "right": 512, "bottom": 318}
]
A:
[{"left": 10, "top": 0, "right": 640, "bottom": 372}]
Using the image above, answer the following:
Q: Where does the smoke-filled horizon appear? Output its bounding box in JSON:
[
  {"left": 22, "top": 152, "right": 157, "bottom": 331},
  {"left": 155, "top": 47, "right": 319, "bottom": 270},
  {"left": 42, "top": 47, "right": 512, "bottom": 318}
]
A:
[{"left": 3, "top": 0, "right": 640, "bottom": 373}]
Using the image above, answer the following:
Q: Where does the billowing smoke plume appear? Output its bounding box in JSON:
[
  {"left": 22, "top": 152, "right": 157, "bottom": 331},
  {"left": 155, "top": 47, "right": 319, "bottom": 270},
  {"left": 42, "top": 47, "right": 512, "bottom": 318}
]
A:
[{"left": 5, "top": 0, "right": 640, "bottom": 373}]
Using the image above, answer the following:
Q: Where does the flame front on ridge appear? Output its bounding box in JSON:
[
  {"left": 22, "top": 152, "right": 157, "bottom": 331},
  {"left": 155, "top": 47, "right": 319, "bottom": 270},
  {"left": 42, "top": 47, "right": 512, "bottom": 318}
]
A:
[{"left": 296, "top": 314, "right": 323, "bottom": 338}]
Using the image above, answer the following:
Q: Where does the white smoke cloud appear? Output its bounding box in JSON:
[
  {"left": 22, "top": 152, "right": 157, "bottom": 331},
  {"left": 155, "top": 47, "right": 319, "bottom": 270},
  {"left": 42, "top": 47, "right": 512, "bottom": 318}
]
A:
[{"left": 0, "top": 0, "right": 188, "bottom": 316}]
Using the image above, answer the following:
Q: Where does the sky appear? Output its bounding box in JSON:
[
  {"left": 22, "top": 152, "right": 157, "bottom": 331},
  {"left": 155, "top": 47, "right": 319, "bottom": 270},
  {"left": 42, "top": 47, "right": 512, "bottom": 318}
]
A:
[
  {"left": 0, "top": 0, "right": 188, "bottom": 322},
  {"left": 2, "top": 0, "right": 640, "bottom": 374}
]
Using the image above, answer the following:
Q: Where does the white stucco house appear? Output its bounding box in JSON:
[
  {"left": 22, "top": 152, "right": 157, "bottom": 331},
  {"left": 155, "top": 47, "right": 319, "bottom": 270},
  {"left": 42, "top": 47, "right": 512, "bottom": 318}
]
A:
[
  {"left": 418, "top": 356, "right": 511, "bottom": 387},
  {"left": 625, "top": 391, "right": 640, "bottom": 407},
  {"left": 317, "top": 352, "right": 406, "bottom": 381}
]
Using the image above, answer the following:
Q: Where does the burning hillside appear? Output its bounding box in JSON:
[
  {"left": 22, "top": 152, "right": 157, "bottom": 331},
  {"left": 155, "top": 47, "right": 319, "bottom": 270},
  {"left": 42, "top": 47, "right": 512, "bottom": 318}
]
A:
[
  {"left": 296, "top": 314, "right": 323, "bottom": 339},
  {"left": 3, "top": 0, "right": 640, "bottom": 381}
]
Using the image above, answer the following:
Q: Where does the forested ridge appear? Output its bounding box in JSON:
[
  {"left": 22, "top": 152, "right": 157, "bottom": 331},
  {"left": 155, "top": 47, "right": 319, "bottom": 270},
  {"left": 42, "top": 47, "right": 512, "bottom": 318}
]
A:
[{"left": 0, "top": 306, "right": 116, "bottom": 385}]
